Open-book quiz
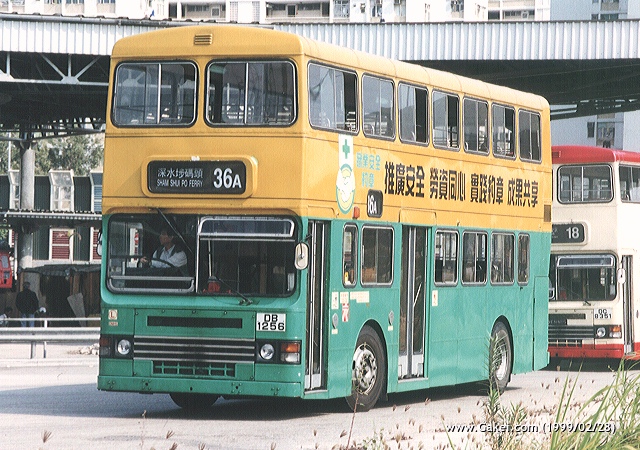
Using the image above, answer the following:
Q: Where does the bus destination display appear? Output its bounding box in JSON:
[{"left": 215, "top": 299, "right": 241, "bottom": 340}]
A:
[
  {"left": 552, "top": 223, "right": 585, "bottom": 244},
  {"left": 148, "top": 160, "right": 246, "bottom": 194}
]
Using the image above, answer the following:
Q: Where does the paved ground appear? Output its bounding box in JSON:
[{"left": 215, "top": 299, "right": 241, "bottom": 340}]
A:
[{"left": 0, "top": 340, "right": 98, "bottom": 366}]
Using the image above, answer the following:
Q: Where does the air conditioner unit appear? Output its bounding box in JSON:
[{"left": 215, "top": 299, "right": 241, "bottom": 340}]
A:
[{"left": 521, "top": 11, "right": 529, "bottom": 18}]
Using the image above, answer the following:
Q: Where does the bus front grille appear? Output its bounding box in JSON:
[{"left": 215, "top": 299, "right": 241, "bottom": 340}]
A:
[
  {"left": 134, "top": 336, "right": 255, "bottom": 377},
  {"left": 548, "top": 325, "right": 593, "bottom": 346}
]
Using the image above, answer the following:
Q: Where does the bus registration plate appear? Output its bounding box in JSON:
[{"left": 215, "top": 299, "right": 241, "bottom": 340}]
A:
[
  {"left": 594, "top": 308, "right": 612, "bottom": 320},
  {"left": 256, "top": 313, "right": 286, "bottom": 332}
]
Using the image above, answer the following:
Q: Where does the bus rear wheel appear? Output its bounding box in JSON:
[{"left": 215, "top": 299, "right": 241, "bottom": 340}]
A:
[
  {"left": 345, "top": 325, "right": 386, "bottom": 412},
  {"left": 489, "top": 321, "right": 512, "bottom": 393},
  {"left": 169, "top": 393, "right": 219, "bottom": 411}
]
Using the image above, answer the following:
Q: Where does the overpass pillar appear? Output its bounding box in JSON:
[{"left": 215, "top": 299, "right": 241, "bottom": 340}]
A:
[{"left": 18, "top": 137, "right": 35, "bottom": 273}]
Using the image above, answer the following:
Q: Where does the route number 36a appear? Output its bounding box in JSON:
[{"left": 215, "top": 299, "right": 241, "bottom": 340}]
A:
[{"left": 256, "top": 313, "right": 286, "bottom": 332}]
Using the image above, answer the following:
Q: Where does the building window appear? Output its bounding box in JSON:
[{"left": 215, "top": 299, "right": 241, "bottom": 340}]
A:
[
  {"left": 334, "top": 0, "right": 349, "bottom": 18},
  {"left": 51, "top": 228, "right": 72, "bottom": 260},
  {"left": 90, "top": 171, "right": 102, "bottom": 212},
  {"left": 49, "top": 170, "right": 74, "bottom": 211},
  {"left": 597, "top": 122, "right": 615, "bottom": 148},
  {"left": 451, "top": 0, "right": 463, "bottom": 12},
  {"left": 587, "top": 121, "right": 595, "bottom": 138},
  {"left": 8, "top": 170, "right": 19, "bottom": 210}
]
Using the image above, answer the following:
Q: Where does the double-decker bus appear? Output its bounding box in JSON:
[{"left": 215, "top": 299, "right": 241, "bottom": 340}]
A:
[
  {"left": 97, "top": 25, "right": 552, "bottom": 411},
  {"left": 549, "top": 145, "right": 640, "bottom": 360}
]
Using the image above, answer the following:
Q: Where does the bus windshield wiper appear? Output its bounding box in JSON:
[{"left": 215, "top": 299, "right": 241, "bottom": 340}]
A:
[
  {"left": 155, "top": 208, "right": 195, "bottom": 258},
  {"left": 211, "top": 276, "right": 254, "bottom": 306}
]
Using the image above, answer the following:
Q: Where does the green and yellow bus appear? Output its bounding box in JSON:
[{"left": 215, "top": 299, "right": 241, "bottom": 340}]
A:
[{"left": 97, "top": 25, "right": 552, "bottom": 411}]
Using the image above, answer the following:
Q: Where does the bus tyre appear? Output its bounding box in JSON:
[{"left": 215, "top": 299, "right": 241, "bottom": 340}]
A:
[
  {"left": 169, "top": 393, "right": 219, "bottom": 411},
  {"left": 345, "top": 325, "right": 386, "bottom": 412},
  {"left": 489, "top": 321, "right": 512, "bottom": 393}
]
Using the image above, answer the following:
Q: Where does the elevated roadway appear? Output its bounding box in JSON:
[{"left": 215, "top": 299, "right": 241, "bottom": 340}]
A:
[{"left": 1, "top": 13, "right": 640, "bottom": 141}]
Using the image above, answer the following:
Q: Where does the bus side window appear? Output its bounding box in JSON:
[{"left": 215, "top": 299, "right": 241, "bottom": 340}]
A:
[
  {"left": 433, "top": 91, "right": 459, "bottom": 150},
  {"left": 434, "top": 230, "right": 458, "bottom": 285},
  {"left": 343, "top": 224, "right": 358, "bottom": 287}
]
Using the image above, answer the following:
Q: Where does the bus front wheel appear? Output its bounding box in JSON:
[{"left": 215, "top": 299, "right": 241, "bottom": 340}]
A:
[
  {"left": 345, "top": 325, "right": 386, "bottom": 412},
  {"left": 169, "top": 392, "right": 219, "bottom": 411},
  {"left": 489, "top": 321, "right": 512, "bottom": 393}
]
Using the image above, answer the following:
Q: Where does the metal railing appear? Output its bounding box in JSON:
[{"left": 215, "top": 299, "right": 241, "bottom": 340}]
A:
[{"left": 0, "top": 317, "right": 100, "bottom": 359}]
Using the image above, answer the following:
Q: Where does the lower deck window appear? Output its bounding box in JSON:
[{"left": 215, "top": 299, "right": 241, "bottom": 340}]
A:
[
  {"left": 361, "top": 226, "right": 393, "bottom": 285},
  {"left": 491, "top": 233, "right": 514, "bottom": 284},
  {"left": 435, "top": 230, "right": 458, "bottom": 285}
]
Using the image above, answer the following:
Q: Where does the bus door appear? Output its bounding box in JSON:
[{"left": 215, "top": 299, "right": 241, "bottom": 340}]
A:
[
  {"left": 399, "top": 226, "right": 428, "bottom": 379},
  {"left": 305, "top": 221, "right": 328, "bottom": 391},
  {"left": 622, "top": 256, "right": 634, "bottom": 354}
]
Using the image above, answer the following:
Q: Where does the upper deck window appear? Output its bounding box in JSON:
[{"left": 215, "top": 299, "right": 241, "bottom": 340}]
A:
[
  {"left": 463, "top": 98, "right": 488, "bottom": 155},
  {"left": 362, "top": 75, "right": 395, "bottom": 139},
  {"left": 492, "top": 104, "right": 516, "bottom": 158},
  {"left": 558, "top": 164, "right": 612, "bottom": 203},
  {"left": 432, "top": 91, "right": 459, "bottom": 150},
  {"left": 519, "top": 110, "right": 541, "bottom": 162},
  {"left": 398, "top": 83, "right": 428, "bottom": 145},
  {"left": 619, "top": 165, "right": 640, "bottom": 202},
  {"left": 113, "top": 62, "right": 196, "bottom": 127},
  {"left": 308, "top": 63, "right": 357, "bottom": 133},
  {"left": 207, "top": 61, "right": 295, "bottom": 126}
]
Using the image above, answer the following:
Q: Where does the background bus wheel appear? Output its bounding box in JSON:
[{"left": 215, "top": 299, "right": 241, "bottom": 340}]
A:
[
  {"left": 489, "top": 321, "right": 512, "bottom": 393},
  {"left": 169, "top": 393, "right": 219, "bottom": 411},
  {"left": 345, "top": 325, "right": 386, "bottom": 412}
]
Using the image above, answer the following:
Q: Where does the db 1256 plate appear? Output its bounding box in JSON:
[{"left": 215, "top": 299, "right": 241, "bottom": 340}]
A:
[{"left": 148, "top": 160, "right": 246, "bottom": 194}]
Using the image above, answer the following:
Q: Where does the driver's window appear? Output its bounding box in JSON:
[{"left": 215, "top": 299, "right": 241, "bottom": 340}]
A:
[{"left": 106, "top": 216, "right": 196, "bottom": 293}]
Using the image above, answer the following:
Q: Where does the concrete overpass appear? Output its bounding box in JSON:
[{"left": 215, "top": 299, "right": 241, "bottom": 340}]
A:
[{"left": 2, "top": 13, "right": 640, "bottom": 141}]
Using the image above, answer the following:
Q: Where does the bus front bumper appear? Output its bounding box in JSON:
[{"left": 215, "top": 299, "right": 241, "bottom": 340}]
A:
[{"left": 98, "top": 375, "right": 304, "bottom": 398}]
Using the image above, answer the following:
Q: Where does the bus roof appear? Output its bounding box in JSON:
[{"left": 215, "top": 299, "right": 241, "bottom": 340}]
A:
[
  {"left": 552, "top": 145, "right": 640, "bottom": 164},
  {"left": 111, "top": 25, "right": 548, "bottom": 111}
]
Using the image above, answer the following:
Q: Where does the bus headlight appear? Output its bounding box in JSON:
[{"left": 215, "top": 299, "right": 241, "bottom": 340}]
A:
[
  {"left": 117, "top": 339, "right": 133, "bottom": 356},
  {"left": 595, "top": 327, "right": 607, "bottom": 338},
  {"left": 255, "top": 340, "right": 301, "bottom": 364},
  {"left": 259, "top": 343, "right": 275, "bottom": 361}
]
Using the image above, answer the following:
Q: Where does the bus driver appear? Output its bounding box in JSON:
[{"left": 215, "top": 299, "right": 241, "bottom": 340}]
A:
[{"left": 140, "top": 228, "right": 187, "bottom": 269}]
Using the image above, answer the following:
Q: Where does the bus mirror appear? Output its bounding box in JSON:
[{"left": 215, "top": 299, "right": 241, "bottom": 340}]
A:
[
  {"left": 618, "top": 268, "right": 626, "bottom": 284},
  {"left": 96, "top": 230, "right": 103, "bottom": 257},
  {"left": 294, "top": 242, "right": 309, "bottom": 270}
]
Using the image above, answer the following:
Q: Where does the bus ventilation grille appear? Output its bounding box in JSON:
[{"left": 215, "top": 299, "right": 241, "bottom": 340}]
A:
[
  {"left": 134, "top": 335, "right": 255, "bottom": 377},
  {"left": 194, "top": 34, "right": 213, "bottom": 45},
  {"left": 548, "top": 325, "right": 593, "bottom": 347}
]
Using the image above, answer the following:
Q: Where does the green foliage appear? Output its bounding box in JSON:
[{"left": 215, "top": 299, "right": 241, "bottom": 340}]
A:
[
  {"left": 35, "top": 134, "right": 104, "bottom": 175},
  {"left": 0, "top": 134, "right": 103, "bottom": 175}
]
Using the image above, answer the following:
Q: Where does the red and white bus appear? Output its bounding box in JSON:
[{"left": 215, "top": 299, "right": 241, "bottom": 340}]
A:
[{"left": 549, "top": 145, "right": 640, "bottom": 359}]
